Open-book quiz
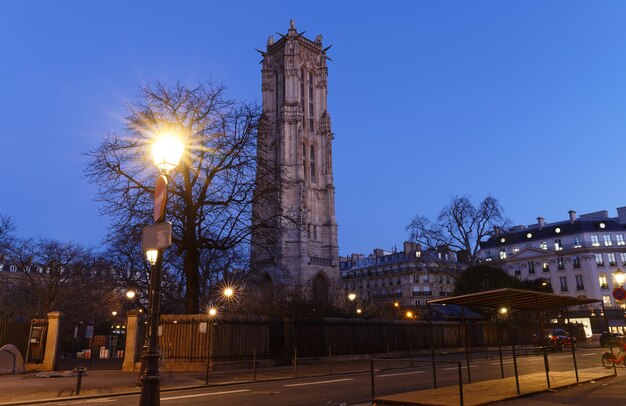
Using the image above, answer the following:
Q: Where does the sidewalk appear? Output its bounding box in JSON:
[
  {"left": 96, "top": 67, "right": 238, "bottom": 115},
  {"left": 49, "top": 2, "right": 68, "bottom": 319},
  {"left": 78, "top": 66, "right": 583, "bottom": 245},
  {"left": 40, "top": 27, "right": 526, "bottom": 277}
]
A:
[{"left": 0, "top": 359, "right": 372, "bottom": 405}]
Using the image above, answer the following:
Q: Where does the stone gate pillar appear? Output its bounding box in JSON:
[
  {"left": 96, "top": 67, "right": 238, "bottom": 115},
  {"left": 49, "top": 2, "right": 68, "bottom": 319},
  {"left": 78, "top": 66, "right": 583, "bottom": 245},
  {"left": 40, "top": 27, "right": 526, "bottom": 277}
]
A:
[
  {"left": 42, "top": 311, "right": 63, "bottom": 371},
  {"left": 123, "top": 310, "right": 140, "bottom": 371}
]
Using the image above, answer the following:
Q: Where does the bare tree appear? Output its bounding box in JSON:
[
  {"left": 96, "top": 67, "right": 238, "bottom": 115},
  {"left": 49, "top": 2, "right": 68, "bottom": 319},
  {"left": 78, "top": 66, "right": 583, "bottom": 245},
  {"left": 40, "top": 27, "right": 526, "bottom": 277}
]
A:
[
  {"left": 0, "top": 215, "right": 16, "bottom": 259},
  {"left": 85, "top": 81, "right": 278, "bottom": 313},
  {"left": 2, "top": 239, "right": 116, "bottom": 320},
  {"left": 406, "top": 195, "right": 510, "bottom": 265}
]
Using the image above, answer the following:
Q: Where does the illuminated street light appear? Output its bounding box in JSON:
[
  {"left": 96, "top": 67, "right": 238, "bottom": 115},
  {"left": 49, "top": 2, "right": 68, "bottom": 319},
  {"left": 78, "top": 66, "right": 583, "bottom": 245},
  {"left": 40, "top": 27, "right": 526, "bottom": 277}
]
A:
[
  {"left": 112, "top": 311, "right": 118, "bottom": 317},
  {"left": 405, "top": 311, "right": 414, "bottom": 319},
  {"left": 498, "top": 307, "right": 508, "bottom": 315},
  {"left": 145, "top": 250, "right": 158, "bottom": 266},
  {"left": 223, "top": 287, "right": 234, "bottom": 298},
  {"left": 126, "top": 290, "right": 136, "bottom": 300},
  {"left": 356, "top": 308, "right": 362, "bottom": 314},
  {"left": 393, "top": 302, "right": 399, "bottom": 308},
  {"left": 152, "top": 133, "right": 184, "bottom": 173},
  {"left": 205, "top": 306, "right": 218, "bottom": 385},
  {"left": 348, "top": 293, "right": 356, "bottom": 302},
  {"left": 615, "top": 269, "right": 625, "bottom": 287}
]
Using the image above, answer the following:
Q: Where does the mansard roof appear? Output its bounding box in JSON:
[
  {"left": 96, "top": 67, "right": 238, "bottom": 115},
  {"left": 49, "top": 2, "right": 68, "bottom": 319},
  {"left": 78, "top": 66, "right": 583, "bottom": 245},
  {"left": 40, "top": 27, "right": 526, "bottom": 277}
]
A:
[{"left": 481, "top": 216, "right": 626, "bottom": 250}]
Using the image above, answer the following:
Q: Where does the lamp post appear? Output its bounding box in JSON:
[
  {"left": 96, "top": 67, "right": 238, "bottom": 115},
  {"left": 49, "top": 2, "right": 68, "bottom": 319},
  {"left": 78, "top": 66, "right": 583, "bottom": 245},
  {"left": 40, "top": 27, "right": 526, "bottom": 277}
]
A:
[
  {"left": 205, "top": 307, "right": 217, "bottom": 385},
  {"left": 139, "top": 132, "right": 183, "bottom": 406}
]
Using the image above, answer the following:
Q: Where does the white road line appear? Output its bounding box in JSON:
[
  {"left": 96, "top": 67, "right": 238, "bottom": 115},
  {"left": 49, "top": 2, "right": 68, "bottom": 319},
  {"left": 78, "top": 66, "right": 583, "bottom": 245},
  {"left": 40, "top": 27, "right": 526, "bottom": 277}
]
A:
[
  {"left": 378, "top": 370, "right": 426, "bottom": 377},
  {"left": 441, "top": 365, "right": 478, "bottom": 370},
  {"left": 284, "top": 378, "right": 354, "bottom": 387},
  {"left": 490, "top": 361, "right": 514, "bottom": 365},
  {"left": 161, "top": 389, "right": 250, "bottom": 401},
  {"left": 580, "top": 353, "right": 597, "bottom": 356}
]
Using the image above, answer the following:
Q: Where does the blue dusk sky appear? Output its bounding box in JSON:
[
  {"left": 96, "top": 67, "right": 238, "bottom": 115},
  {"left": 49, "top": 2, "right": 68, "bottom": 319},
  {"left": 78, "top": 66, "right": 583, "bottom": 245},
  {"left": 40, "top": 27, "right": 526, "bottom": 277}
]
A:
[{"left": 1, "top": 1, "right": 626, "bottom": 256}]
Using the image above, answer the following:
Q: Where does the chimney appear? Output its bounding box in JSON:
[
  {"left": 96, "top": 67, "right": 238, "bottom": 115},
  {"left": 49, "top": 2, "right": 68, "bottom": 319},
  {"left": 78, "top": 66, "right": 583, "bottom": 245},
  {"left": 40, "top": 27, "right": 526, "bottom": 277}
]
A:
[
  {"left": 537, "top": 216, "right": 545, "bottom": 230},
  {"left": 403, "top": 241, "right": 417, "bottom": 255},
  {"left": 351, "top": 253, "right": 359, "bottom": 262},
  {"left": 569, "top": 210, "right": 576, "bottom": 224},
  {"left": 373, "top": 248, "right": 384, "bottom": 258}
]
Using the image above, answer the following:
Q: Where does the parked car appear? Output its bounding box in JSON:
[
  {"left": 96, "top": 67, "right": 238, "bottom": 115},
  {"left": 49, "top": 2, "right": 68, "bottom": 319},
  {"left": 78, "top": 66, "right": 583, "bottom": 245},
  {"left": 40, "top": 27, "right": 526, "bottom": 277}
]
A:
[
  {"left": 600, "top": 332, "right": 625, "bottom": 348},
  {"left": 543, "top": 328, "right": 576, "bottom": 351}
]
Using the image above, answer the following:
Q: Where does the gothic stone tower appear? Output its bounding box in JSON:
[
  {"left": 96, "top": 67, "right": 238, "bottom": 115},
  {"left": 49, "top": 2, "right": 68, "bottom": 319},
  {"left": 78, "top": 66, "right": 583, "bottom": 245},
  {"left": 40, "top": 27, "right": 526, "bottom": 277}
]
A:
[{"left": 251, "top": 21, "right": 339, "bottom": 303}]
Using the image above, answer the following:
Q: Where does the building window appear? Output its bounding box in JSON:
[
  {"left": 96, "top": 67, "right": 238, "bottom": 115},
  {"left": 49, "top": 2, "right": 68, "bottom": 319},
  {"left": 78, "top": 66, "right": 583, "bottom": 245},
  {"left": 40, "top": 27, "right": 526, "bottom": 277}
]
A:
[
  {"left": 514, "top": 263, "right": 522, "bottom": 276},
  {"left": 308, "top": 71, "right": 314, "bottom": 130},
  {"left": 621, "top": 252, "right": 626, "bottom": 266},
  {"left": 528, "top": 261, "right": 535, "bottom": 274},
  {"left": 572, "top": 256, "right": 581, "bottom": 269},
  {"left": 608, "top": 252, "right": 617, "bottom": 266},
  {"left": 575, "top": 275, "right": 584, "bottom": 291},
  {"left": 604, "top": 234, "right": 613, "bottom": 246},
  {"left": 499, "top": 249, "right": 506, "bottom": 259},
  {"left": 599, "top": 273, "right": 608, "bottom": 289},
  {"left": 542, "top": 262, "right": 550, "bottom": 273},
  {"left": 513, "top": 246, "right": 519, "bottom": 253},
  {"left": 596, "top": 253, "right": 605, "bottom": 267},
  {"left": 573, "top": 236, "right": 582, "bottom": 248},
  {"left": 557, "top": 257, "right": 565, "bottom": 271},
  {"left": 310, "top": 145, "right": 316, "bottom": 181},
  {"left": 591, "top": 235, "right": 600, "bottom": 247},
  {"left": 617, "top": 234, "right": 625, "bottom": 246},
  {"left": 559, "top": 276, "right": 568, "bottom": 292},
  {"left": 554, "top": 239, "right": 562, "bottom": 251},
  {"left": 603, "top": 295, "right": 612, "bottom": 307},
  {"left": 540, "top": 241, "right": 548, "bottom": 250}
]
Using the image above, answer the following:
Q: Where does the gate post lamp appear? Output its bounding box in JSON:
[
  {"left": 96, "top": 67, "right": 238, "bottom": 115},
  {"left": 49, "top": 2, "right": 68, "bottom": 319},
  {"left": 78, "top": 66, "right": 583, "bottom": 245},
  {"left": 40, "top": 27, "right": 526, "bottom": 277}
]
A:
[{"left": 139, "top": 133, "right": 183, "bottom": 406}]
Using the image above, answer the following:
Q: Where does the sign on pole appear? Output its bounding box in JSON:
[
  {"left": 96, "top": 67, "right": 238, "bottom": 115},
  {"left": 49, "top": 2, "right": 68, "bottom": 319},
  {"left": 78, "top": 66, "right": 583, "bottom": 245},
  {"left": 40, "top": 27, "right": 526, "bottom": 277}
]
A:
[
  {"left": 613, "top": 287, "right": 626, "bottom": 301},
  {"left": 142, "top": 222, "right": 172, "bottom": 252}
]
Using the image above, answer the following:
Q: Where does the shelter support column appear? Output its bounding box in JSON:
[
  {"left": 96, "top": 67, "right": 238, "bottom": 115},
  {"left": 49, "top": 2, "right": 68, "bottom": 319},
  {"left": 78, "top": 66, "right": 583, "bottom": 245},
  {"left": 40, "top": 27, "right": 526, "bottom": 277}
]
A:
[{"left": 42, "top": 311, "right": 63, "bottom": 371}]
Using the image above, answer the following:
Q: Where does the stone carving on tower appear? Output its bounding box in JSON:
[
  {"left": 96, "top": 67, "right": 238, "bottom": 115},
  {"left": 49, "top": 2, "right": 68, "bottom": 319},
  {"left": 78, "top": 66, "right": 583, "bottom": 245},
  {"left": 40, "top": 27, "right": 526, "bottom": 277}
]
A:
[{"left": 250, "top": 21, "right": 339, "bottom": 305}]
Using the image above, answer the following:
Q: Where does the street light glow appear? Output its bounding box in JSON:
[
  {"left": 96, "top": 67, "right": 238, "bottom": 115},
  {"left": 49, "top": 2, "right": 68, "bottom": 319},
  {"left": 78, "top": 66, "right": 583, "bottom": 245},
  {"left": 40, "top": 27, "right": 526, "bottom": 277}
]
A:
[
  {"left": 223, "top": 287, "right": 234, "bottom": 298},
  {"left": 405, "top": 311, "right": 413, "bottom": 319},
  {"left": 152, "top": 133, "right": 184, "bottom": 173},
  {"left": 146, "top": 249, "right": 158, "bottom": 265},
  {"left": 112, "top": 311, "right": 118, "bottom": 317},
  {"left": 126, "top": 290, "right": 136, "bottom": 299},
  {"left": 615, "top": 269, "right": 626, "bottom": 287},
  {"left": 348, "top": 293, "right": 356, "bottom": 302},
  {"left": 208, "top": 307, "right": 217, "bottom": 317}
]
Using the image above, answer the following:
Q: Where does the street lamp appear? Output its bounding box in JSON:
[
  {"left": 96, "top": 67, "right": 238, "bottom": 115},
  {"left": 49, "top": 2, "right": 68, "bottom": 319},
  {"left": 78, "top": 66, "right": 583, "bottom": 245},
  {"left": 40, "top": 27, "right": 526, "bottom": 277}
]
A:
[
  {"left": 348, "top": 293, "right": 356, "bottom": 302},
  {"left": 615, "top": 269, "right": 625, "bottom": 287},
  {"left": 126, "top": 290, "right": 136, "bottom": 300},
  {"left": 139, "top": 132, "right": 184, "bottom": 406},
  {"left": 205, "top": 307, "right": 218, "bottom": 385}
]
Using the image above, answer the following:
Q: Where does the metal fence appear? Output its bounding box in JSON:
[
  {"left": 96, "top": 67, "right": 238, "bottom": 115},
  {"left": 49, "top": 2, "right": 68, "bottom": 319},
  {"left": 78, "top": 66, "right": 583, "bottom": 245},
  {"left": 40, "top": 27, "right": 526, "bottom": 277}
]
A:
[{"left": 0, "top": 319, "right": 31, "bottom": 360}]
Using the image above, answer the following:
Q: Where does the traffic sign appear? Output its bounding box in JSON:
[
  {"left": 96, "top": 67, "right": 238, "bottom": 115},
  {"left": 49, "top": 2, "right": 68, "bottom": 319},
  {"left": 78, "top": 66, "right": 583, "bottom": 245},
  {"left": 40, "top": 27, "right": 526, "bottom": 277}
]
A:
[
  {"left": 154, "top": 175, "right": 168, "bottom": 222},
  {"left": 142, "top": 222, "right": 172, "bottom": 252},
  {"left": 612, "top": 287, "right": 626, "bottom": 301}
]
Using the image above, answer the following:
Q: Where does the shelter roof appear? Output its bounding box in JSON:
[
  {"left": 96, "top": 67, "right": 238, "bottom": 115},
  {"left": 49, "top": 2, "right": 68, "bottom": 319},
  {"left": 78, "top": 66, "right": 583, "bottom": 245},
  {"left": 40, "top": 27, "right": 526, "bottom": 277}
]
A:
[{"left": 429, "top": 288, "right": 600, "bottom": 311}]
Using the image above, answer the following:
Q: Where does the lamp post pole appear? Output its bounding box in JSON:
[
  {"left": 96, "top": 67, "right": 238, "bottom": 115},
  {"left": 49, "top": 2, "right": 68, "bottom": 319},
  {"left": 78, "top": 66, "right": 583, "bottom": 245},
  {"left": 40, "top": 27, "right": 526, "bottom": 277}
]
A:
[{"left": 139, "top": 132, "right": 184, "bottom": 406}]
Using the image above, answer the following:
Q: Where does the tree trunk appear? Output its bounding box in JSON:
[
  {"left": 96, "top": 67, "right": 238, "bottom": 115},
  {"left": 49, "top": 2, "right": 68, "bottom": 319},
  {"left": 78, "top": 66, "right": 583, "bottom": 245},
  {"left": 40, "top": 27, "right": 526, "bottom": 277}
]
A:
[{"left": 184, "top": 246, "right": 200, "bottom": 313}]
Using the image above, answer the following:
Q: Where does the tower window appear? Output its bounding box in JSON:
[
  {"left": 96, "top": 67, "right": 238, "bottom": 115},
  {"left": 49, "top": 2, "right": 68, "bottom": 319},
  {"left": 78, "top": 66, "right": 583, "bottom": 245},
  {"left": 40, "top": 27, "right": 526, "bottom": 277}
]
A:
[
  {"left": 310, "top": 145, "right": 316, "bottom": 181},
  {"left": 308, "top": 72, "right": 314, "bottom": 130}
]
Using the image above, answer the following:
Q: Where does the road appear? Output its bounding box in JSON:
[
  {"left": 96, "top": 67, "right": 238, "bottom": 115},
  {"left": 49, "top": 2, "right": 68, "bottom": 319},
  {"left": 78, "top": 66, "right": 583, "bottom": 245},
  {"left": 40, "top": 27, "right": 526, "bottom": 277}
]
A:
[{"left": 40, "top": 347, "right": 607, "bottom": 406}]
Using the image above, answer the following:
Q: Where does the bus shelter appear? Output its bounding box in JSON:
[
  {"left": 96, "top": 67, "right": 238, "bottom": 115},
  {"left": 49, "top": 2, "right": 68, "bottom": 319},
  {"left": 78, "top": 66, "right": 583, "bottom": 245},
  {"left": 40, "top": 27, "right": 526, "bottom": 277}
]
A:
[{"left": 428, "top": 288, "right": 604, "bottom": 393}]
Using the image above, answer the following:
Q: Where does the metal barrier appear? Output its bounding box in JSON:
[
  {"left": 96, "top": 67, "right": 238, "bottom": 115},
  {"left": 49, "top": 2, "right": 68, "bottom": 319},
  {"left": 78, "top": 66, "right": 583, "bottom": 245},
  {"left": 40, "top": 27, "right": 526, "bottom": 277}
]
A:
[{"left": 370, "top": 357, "right": 465, "bottom": 406}]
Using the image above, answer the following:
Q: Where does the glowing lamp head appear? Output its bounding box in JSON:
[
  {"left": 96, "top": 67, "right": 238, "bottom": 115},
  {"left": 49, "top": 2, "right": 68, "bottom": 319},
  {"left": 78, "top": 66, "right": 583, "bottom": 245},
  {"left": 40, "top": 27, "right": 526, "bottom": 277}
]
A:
[
  {"left": 208, "top": 308, "right": 217, "bottom": 317},
  {"left": 152, "top": 133, "right": 184, "bottom": 173},
  {"left": 615, "top": 269, "right": 626, "bottom": 287},
  {"left": 356, "top": 308, "right": 362, "bottom": 314},
  {"left": 405, "top": 311, "right": 413, "bottom": 319},
  {"left": 223, "top": 287, "right": 234, "bottom": 298},
  {"left": 393, "top": 302, "right": 399, "bottom": 308},
  {"left": 348, "top": 293, "right": 356, "bottom": 302},
  {"left": 126, "top": 290, "right": 136, "bottom": 299},
  {"left": 111, "top": 311, "right": 118, "bottom": 317},
  {"left": 499, "top": 307, "right": 508, "bottom": 315},
  {"left": 146, "top": 249, "right": 159, "bottom": 266}
]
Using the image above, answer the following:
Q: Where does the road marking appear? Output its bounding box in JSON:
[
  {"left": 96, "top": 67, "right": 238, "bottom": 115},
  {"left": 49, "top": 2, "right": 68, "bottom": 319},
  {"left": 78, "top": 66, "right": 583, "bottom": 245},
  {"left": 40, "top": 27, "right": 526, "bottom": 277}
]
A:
[
  {"left": 490, "top": 361, "right": 514, "bottom": 365},
  {"left": 161, "top": 389, "right": 250, "bottom": 401},
  {"left": 284, "top": 378, "right": 354, "bottom": 387},
  {"left": 378, "top": 370, "right": 426, "bottom": 377},
  {"left": 580, "top": 353, "right": 597, "bottom": 356},
  {"left": 441, "top": 365, "right": 478, "bottom": 370}
]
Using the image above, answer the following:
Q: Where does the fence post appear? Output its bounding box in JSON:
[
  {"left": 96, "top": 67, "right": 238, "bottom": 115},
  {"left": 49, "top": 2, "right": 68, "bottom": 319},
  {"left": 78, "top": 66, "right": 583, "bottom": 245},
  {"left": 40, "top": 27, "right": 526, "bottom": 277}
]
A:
[
  {"left": 458, "top": 362, "right": 464, "bottom": 406},
  {"left": 370, "top": 358, "right": 375, "bottom": 399}
]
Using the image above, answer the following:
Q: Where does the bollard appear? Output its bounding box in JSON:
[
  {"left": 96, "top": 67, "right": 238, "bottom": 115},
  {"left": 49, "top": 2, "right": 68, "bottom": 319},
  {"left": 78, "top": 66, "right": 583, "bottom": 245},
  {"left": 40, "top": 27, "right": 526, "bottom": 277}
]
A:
[
  {"left": 293, "top": 348, "right": 298, "bottom": 378},
  {"left": 74, "top": 367, "right": 87, "bottom": 395},
  {"left": 253, "top": 349, "right": 257, "bottom": 382},
  {"left": 328, "top": 346, "right": 333, "bottom": 375}
]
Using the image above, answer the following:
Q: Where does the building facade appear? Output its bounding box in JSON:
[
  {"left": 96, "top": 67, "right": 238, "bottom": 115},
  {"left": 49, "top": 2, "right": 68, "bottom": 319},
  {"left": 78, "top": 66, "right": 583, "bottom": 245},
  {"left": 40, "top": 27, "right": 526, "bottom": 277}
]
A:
[
  {"left": 479, "top": 207, "right": 626, "bottom": 334},
  {"left": 339, "top": 242, "right": 466, "bottom": 311},
  {"left": 250, "top": 21, "right": 339, "bottom": 300}
]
